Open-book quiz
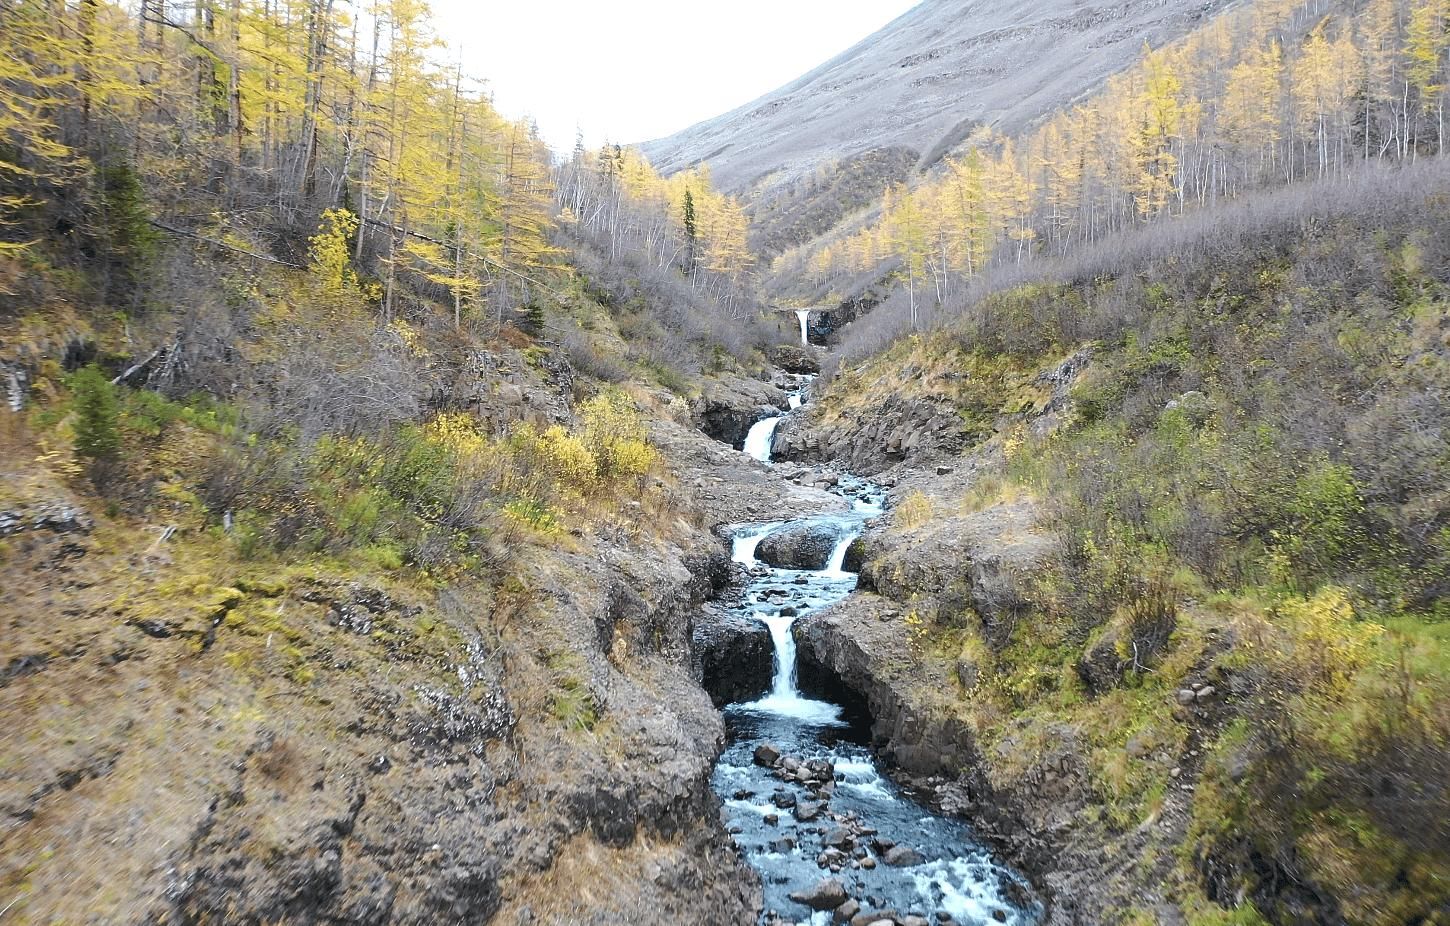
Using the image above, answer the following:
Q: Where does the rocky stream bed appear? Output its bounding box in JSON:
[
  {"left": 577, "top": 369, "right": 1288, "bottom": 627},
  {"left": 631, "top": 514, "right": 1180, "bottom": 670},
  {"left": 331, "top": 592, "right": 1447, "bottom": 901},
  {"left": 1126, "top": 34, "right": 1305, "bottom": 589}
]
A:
[{"left": 704, "top": 386, "right": 1039, "bottom": 926}]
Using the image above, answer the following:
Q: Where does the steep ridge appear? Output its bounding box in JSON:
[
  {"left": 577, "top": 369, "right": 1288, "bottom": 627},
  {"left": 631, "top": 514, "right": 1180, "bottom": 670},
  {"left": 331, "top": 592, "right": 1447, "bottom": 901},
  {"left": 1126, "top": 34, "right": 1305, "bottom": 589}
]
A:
[{"left": 642, "top": 0, "right": 1236, "bottom": 255}]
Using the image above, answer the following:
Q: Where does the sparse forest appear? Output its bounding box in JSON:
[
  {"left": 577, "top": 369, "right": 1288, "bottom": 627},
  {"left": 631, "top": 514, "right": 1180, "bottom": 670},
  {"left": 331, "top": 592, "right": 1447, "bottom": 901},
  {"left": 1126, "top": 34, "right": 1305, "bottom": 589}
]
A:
[{"left": 776, "top": 0, "right": 1450, "bottom": 336}]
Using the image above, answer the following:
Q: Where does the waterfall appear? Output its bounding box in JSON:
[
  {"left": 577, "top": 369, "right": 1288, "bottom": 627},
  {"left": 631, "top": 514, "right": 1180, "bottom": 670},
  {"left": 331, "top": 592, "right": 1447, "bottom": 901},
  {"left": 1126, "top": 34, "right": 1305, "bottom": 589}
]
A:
[
  {"left": 5, "top": 369, "right": 24, "bottom": 413},
  {"left": 795, "top": 309, "right": 812, "bottom": 347},
  {"left": 761, "top": 612, "right": 800, "bottom": 698},
  {"left": 732, "top": 523, "right": 782, "bottom": 566},
  {"left": 823, "top": 527, "right": 861, "bottom": 577},
  {"left": 743, "top": 416, "right": 782, "bottom": 463}
]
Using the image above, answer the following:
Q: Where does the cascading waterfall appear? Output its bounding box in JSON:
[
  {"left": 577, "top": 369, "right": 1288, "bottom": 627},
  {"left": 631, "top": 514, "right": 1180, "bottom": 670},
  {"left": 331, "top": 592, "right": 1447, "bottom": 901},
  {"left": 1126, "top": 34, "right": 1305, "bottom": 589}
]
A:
[
  {"left": 795, "top": 309, "right": 812, "bottom": 347},
  {"left": 742, "top": 416, "right": 782, "bottom": 463},
  {"left": 712, "top": 380, "right": 1038, "bottom": 925}
]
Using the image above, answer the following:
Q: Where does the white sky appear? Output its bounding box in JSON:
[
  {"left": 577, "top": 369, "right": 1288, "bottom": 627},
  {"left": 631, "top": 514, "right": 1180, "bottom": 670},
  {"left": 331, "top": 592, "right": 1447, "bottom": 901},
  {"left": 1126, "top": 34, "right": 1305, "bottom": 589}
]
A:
[{"left": 429, "top": 0, "right": 920, "bottom": 154}]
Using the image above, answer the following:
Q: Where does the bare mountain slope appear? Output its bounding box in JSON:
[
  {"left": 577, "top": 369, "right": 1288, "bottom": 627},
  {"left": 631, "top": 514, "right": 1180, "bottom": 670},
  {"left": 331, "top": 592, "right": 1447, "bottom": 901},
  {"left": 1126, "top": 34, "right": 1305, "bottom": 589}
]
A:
[{"left": 643, "top": 0, "right": 1238, "bottom": 256}]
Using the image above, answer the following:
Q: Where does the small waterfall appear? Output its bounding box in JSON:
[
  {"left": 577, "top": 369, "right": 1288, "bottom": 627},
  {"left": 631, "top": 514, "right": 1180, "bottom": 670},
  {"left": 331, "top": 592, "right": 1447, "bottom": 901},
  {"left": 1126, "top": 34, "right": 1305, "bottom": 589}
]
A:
[
  {"left": 5, "top": 369, "right": 24, "bottom": 413},
  {"left": 795, "top": 309, "right": 812, "bottom": 347},
  {"left": 788, "top": 392, "right": 803, "bottom": 410},
  {"left": 743, "top": 416, "right": 782, "bottom": 463},
  {"left": 732, "top": 523, "right": 782, "bottom": 566},
  {"left": 761, "top": 612, "right": 800, "bottom": 698},
  {"left": 823, "top": 527, "right": 861, "bottom": 577}
]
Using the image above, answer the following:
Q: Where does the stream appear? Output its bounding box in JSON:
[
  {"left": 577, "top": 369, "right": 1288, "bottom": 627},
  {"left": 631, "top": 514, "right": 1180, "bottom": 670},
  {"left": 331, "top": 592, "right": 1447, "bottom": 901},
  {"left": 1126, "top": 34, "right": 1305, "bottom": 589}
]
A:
[{"left": 715, "top": 384, "right": 1037, "bottom": 926}]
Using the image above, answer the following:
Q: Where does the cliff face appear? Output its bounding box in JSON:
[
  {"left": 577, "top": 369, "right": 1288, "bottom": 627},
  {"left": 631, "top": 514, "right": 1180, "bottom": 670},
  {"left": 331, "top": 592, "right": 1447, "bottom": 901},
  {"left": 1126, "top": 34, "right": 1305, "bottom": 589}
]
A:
[{"left": 641, "top": 0, "right": 1236, "bottom": 256}]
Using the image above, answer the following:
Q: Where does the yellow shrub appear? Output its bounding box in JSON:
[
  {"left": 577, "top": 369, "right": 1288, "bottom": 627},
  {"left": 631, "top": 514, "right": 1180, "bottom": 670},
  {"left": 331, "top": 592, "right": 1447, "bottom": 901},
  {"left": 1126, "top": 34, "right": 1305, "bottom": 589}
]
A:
[
  {"left": 424, "top": 413, "right": 488, "bottom": 457},
  {"left": 897, "top": 490, "right": 933, "bottom": 530},
  {"left": 1275, "top": 586, "right": 1384, "bottom": 695},
  {"left": 579, "top": 390, "right": 658, "bottom": 480},
  {"left": 538, "top": 425, "right": 599, "bottom": 488}
]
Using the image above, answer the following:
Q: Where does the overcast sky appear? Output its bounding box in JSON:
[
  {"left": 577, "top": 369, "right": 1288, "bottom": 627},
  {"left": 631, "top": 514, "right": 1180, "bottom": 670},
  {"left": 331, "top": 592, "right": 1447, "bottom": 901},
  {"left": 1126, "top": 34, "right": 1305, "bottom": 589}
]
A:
[{"left": 429, "top": 0, "right": 920, "bottom": 153}]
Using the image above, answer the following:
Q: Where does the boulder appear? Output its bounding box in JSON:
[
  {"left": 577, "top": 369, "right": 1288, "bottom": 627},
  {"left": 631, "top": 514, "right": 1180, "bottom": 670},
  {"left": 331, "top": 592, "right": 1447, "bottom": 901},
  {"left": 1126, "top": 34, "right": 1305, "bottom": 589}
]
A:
[
  {"left": 884, "top": 845, "right": 924, "bottom": 867},
  {"left": 789, "top": 878, "right": 848, "bottom": 911},
  {"left": 821, "top": 827, "right": 853, "bottom": 849},
  {"left": 753, "top": 743, "right": 782, "bottom": 767},
  {"left": 755, "top": 521, "right": 847, "bottom": 571},
  {"left": 694, "top": 610, "right": 773, "bottom": 707}
]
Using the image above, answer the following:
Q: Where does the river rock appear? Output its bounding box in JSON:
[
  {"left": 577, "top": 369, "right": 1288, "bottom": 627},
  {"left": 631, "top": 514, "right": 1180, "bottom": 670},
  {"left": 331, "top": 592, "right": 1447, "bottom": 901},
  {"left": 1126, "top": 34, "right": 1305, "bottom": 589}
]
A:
[
  {"left": 821, "top": 827, "right": 853, "bottom": 849},
  {"left": 884, "top": 845, "right": 924, "bottom": 867},
  {"left": 755, "top": 521, "right": 846, "bottom": 570},
  {"left": 789, "top": 877, "right": 848, "bottom": 911},
  {"left": 754, "top": 743, "right": 782, "bottom": 766},
  {"left": 794, "top": 800, "right": 824, "bottom": 822},
  {"left": 834, "top": 899, "right": 861, "bottom": 923}
]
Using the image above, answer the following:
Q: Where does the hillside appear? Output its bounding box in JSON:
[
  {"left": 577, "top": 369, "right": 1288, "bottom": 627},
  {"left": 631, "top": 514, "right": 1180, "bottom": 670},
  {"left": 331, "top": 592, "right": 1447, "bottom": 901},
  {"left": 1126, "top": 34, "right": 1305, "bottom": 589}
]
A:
[{"left": 642, "top": 0, "right": 1238, "bottom": 256}]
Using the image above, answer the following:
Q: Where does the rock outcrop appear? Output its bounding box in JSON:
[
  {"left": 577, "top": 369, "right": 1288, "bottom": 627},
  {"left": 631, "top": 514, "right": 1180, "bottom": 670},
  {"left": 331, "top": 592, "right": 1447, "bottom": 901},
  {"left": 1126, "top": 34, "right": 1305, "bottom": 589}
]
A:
[
  {"left": 693, "top": 605, "right": 773, "bottom": 706},
  {"left": 693, "top": 375, "right": 789, "bottom": 448},
  {"left": 795, "top": 596, "right": 979, "bottom": 778},
  {"left": 772, "top": 394, "right": 971, "bottom": 475},
  {"left": 754, "top": 521, "right": 846, "bottom": 571}
]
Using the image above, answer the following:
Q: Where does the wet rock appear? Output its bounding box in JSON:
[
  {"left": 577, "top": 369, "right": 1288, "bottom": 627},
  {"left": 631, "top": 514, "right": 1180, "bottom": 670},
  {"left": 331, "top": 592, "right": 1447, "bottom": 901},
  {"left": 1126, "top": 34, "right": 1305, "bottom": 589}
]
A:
[
  {"left": 903, "top": 916, "right": 932, "bottom": 926},
  {"left": 794, "top": 800, "right": 824, "bottom": 822},
  {"left": 771, "top": 790, "right": 797, "bottom": 809},
  {"left": 834, "top": 898, "right": 861, "bottom": 923},
  {"left": 695, "top": 609, "right": 773, "bottom": 706},
  {"left": 754, "top": 743, "right": 782, "bottom": 767},
  {"left": 821, "top": 827, "right": 853, "bottom": 849},
  {"left": 884, "top": 845, "right": 924, "bottom": 867},
  {"left": 755, "top": 522, "right": 846, "bottom": 571},
  {"left": 0, "top": 503, "right": 94, "bottom": 538},
  {"left": 789, "top": 877, "right": 848, "bottom": 911}
]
